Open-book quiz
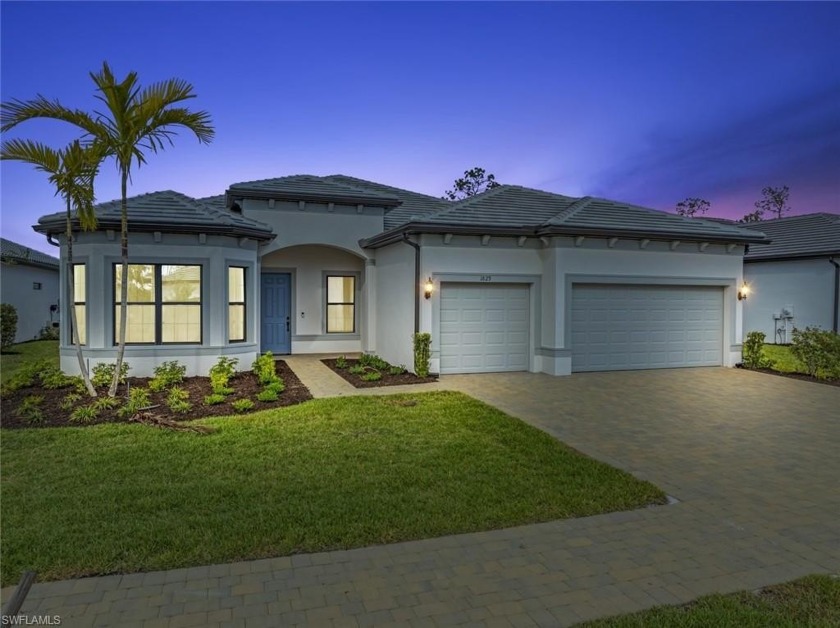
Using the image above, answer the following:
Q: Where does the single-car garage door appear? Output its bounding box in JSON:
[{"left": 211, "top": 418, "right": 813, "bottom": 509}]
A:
[
  {"left": 440, "top": 283, "right": 530, "bottom": 374},
  {"left": 571, "top": 284, "right": 723, "bottom": 372}
]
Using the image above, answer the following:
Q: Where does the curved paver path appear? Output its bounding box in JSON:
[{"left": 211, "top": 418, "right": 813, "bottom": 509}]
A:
[{"left": 3, "top": 366, "right": 838, "bottom": 627}]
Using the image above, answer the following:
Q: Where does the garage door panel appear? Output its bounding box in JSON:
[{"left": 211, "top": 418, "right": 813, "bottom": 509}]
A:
[
  {"left": 572, "top": 285, "right": 722, "bottom": 372},
  {"left": 440, "top": 284, "right": 530, "bottom": 374}
]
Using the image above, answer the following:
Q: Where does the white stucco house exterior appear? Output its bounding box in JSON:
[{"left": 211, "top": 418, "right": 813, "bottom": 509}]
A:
[
  {"left": 34, "top": 174, "right": 769, "bottom": 377},
  {"left": 741, "top": 214, "right": 840, "bottom": 343},
  {"left": 0, "top": 238, "right": 60, "bottom": 343}
]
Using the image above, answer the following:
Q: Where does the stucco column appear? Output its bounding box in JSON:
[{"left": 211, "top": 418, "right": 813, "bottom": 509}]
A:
[{"left": 362, "top": 257, "right": 376, "bottom": 353}]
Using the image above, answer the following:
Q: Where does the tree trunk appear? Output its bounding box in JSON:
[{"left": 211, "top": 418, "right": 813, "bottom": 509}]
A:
[
  {"left": 109, "top": 170, "right": 130, "bottom": 397},
  {"left": 66, "top": 197, "right": 97, "bottom": 397}
]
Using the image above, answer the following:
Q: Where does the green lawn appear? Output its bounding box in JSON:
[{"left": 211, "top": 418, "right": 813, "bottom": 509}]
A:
[
  {"left": 578, "top": 574, "right": 840, "bottom": 627},
  {"left": 0, "top": 340, "right": 59, "bottom": 385},
  {"left": 0, "top": 391, "right": 665, "bottom": 585}
]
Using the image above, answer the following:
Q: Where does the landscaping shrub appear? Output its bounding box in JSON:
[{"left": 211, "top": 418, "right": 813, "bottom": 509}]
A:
[
  {"left": 231, "top": 398, "right": 254, "bottom": 413},
  {"left": 39, "top": 366, "right": 75, "bottom": 390},
  {"left": 2, "top": 359, "right": 52, "bottom": 393},
  {"left": 0, "top": 304, "right": 18, "bottom": 351},
  {"left": 349, "top": 365, "right": 365, "bottom": 375},
  {"left": 358, "top": 353, "right": 389, "bottom": 370},
  {"left": 70, "top": 404, "right": 100, "bottom": 424},
  {"left": 256, "top": 389, "right": 279, "bottom": 402},
  {"left": 117, "top": 387, "right": 151, "bottom": 418},
  {"left": 335, "top": 355, "right": 348, "bottom": 369},
  {"left": 59, "top": 393, "right": 82, "bottom": 412},
  {"left": 17, "top": 395, "right": 44, "bottom": 424},
  {"left": 209, "top": 357, "right": 238, "bottom": 395},
  {"left": 38, "top": 325, "right": 60, "bottom": 341},
  {"left": 166, "top": 386, "right": 192, "bottom": 414},
  {"left": 149, "top": 361, "right": 186, "bottom": 392},
  {"left": 413, "top": 332, "right": 431, "bottom": 377},
  {"left": 361, "top": 371, "right": 382, "bottom": 382},
  {"left": 264, "top": 380, "right": 285, "bottom": 394},
  {"left": 92, "top": 396, "right": 120, "bottom": 412},
  {"left": 204, "top": 393, "right": 226, "bottom": 406},
  {"left": 790, "top": 326, "right": 840, "bottom": 378},
  {"left": 251, "top": 352, "right": 280, "bottom": 385},
  {"left": 388, "top": 365, "right": 407, "bottom": 376},
  {"left": 91, "top": 362, "right": 130, "bottom": 388},
  {"left": 742, "top": 331, "right": 774, "bottom": 369}
]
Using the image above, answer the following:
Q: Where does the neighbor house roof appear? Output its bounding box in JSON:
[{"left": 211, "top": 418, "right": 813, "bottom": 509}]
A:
[
  {"left": 227, "top": 174, "right": 403, "bottom": 208},
  {"left": 0, "top": 237, "right": 60, "bottom": 269},
  {"left": 741, "top": 213, "right": 840, "bottom": 262},
  {"left": 361, "top": 185, "right": 770, "bottom": 248},
  {"left": 34, "top": 191, "right": 276, "bottom": 241}
]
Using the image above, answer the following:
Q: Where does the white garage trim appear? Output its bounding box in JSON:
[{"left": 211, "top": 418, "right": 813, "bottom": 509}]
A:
[
  {"left": 439, "top": 283, "right": 531, "bottom": 373},
  {"left": 571, "top": 284, "right": 724, "bottom": 372}
]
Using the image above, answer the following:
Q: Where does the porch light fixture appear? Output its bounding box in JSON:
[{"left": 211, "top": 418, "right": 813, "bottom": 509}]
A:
[
  {"left": 738, "top": 282, "right": 750, "bottom": 301},
  {"left": 424, "top": 277, "right": 434, "bottom": 300}
]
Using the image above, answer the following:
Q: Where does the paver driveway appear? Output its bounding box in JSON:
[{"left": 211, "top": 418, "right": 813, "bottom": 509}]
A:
[{"left": 3, "top": 367, "right": 838, "bottom": 627}]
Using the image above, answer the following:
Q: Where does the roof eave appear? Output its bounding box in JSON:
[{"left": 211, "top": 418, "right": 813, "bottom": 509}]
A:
[
  {"left": 226, "top": 187, "right": 402, "bottom": 209},
  {"left": 745, "top": 251, "right": 840, "bottom": 263},
  {"left": 538, "top": 224, "right": 770, "bottom": 244},
  {"left": 33, "top": 219, "right": 276, "bottom": 243},
  {"left": 361, "top": 222, "right": 769, "bottom": 249},
  {"left": 360, "top": 223, "right": 537, "bottom": 248}
]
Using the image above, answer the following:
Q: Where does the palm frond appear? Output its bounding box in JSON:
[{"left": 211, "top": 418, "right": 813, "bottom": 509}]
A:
[
  {"left": 0, "top": 95, "right": 101, "bottom": 135},
  {"left": 1, "top": 138, "right": 61, "bottom": 174}
]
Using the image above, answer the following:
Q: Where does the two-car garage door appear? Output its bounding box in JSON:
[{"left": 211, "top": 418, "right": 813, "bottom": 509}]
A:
[
  {"left": 438, "top": 282, "right": 724, "bottom": 374},
  {"left": 571, "top": 284, "right": 723, "bottom": 372}
]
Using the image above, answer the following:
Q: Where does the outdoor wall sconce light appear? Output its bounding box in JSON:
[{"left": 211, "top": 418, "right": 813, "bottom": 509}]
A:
[
  {"left": 424, "top": 277, "right": 434, "bottom": 300},
  {"left": 738, "top": 282, "right": 750, "bottom": 301}
]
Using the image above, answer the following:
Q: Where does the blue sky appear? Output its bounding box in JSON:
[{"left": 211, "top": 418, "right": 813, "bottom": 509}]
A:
[{"left": 2, "top": 1, "right": 839, "bottom": 254}]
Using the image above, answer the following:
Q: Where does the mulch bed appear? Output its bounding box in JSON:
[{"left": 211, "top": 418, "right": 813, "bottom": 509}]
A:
[
  {"left": 322, "top": 358, "right": 438, "bottom": 388},
  {"left": 0, "top": 360, "right": 312, "bottom": 429},
  {"left": 736, "top": 364, "right": 840, "bottom": 388}
]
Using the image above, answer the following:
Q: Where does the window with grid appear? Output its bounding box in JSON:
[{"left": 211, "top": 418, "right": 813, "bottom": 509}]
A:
[
  {"left": 113, "top": 264, "right": 201, "bottom": 344},
  {"left": 326, "top": 275, "right": 355, "bottom": 333}
]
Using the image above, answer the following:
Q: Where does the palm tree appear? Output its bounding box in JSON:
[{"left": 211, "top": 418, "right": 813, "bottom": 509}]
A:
[
  {"left": 2, "top": 62, "right": 214, "bottom": 396},
  {"left": 1, "top": 139, "right": 104, "bottom": 396}
]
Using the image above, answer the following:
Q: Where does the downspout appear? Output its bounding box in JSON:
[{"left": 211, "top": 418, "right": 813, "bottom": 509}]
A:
[
  {"left": 402, "top": 233, "right": 421, "bottom": 334},
  {"left": 829, "top": 257, "right": 839, "bottom": 333}
]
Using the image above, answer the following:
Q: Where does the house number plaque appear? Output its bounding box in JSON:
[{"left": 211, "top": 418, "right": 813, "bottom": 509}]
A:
[{"left": 479, "top": 275, "right": 493, "bottom": 282}]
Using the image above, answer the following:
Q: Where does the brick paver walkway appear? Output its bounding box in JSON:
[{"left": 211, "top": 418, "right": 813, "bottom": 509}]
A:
[{"left": 3, "top": 367, "right": 838, "bottom": 627}]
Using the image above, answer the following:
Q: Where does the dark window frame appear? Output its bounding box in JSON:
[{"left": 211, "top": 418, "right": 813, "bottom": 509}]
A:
[
  {"left": 325, "top": 274, "right": 356, "bottom": 334},
  {"left": 112, "top": 263, "right": 203, "bottom": 346},
  {"left": 228, "top": 266, "right": 247, "bottom": 343}
]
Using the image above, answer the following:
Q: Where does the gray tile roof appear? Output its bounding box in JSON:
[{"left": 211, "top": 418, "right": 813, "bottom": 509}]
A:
[
  {"left": 324, "top": 175, "right": 452, "bottom": 228},
  {"left": 361, "top": 185, "right": 768, "bottom": 246},
  {"left": 424, "top": 186, "right": 580, "bottom": 227},
  {"left": 35, "top": 191, "right": 275, "bottom": 241},
  {"left": 741, "top": 213, "right": 840, "bottom": 261},
  {"left": 0, "top": 237, "right": 59, "bottom": 269},
  {"left": 228, "top": 174, "right": 402, "bottom": 207}
]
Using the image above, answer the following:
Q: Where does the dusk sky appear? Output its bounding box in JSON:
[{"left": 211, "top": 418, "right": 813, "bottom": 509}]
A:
[{"left": 1, "top": 1, "right": 838, "bottom": 255}]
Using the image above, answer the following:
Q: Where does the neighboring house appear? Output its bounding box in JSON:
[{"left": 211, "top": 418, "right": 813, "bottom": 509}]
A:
[
  {"left": 0, "top": 237, "right": 60, "bottom": 343},
  {"left": 741, "top": 213, "right": 840, "bottom": 342},
  {"left": 34, "top": 175, "right": 768, "bottom": 376}
]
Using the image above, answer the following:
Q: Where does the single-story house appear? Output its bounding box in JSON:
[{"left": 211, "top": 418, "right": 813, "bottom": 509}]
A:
[
  {"left": 741, "top": 213, "right": 840, "bottom": 342},
  {"left": 33, "top": 174, "right": 769, "bottom": 377},
  {"left": 0, "top": 237, "right": 60, "bottom": 343}
]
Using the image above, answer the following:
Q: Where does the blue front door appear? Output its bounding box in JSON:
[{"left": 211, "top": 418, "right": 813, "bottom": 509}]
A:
[{"left": 260, "top": 273, "right": 291, "bottom": 354}]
